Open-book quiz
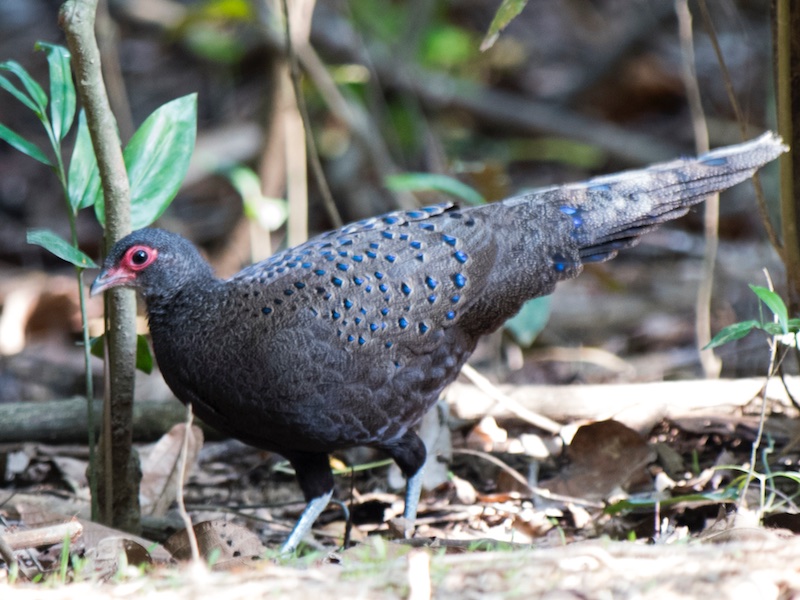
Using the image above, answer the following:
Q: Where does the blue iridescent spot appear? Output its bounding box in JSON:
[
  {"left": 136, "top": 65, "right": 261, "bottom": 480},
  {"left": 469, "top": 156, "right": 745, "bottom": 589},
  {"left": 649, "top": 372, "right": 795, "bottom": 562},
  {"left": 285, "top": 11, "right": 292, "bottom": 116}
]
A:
[
  {"left": 262, "top": 307, "right": 272, "bottom": 315},
  {"left": 559, "top": 206, "right": 578, "bottom": 215},
  {"left": 379, "top": 283, "right": 388, "bottom": 293},
  {"left": 380, "top": 307, "right": 389, "bottom": 316},
  {"left": 340, "top": 239, "right": 354, "bottom": 246},
  {"left": 366, "top": 251, "right": 377, "bottom": 259},
  {"left": 354, "top": 277, "right": 364, "bottom": 285},
  {"left": 427, "top": 294, "right": 436, "bottom": 304},
  {"left": 325, "top": 255, "right": 335, "bottom": 262},
  {"left": 332, "top": 310, "right": 340, "bottom": 319},
  {"left": 314, "top": 269, "right": 326, "bottom": 276},
  {"left": 446, "top": 311, "right": 455, "bottom": 320},
  {"left": 386, "top": 255, "right": 396, "bottom": 263},
  {"left": 382, "top": 232, "right": 395, "bottom": 240},
  {"left": 347, "top": 335, "right": 355, "bottom": 342},
  {"left": 274, "top": 299, "right": 283, "bottom": 305},
  {"left": 401, "top": 283, "right": 412, "bottom": 295},
  {"left": 338, "top": 251, "right": 349, "bottom": 257},
  {"left": 587, "top": 183, "right": 612, "bottom": 192},
  {"left": 294, "top": 282, "right": 306, "bottom": 289},
  {"left": 425, "top": 276, "right": 438, "bottom": 289},
  {"left": 399, "top": 317, "right": 408, "bottom": 329},
  {"left": 358, "top": 336, "right": 366, "bottom": 345},
  {"left": 374, "top": 271, "right": 384, "bottom": 279},
  {"left": 353, "top": 255, "right": 363, "bottom": 262},
  {"left": 370, "top": 242, "right": 380, "bottom": 249},
  {"left": 284, "top": 289, "right": 294, "bottom": 296},
  {"left": 360, "top": 307, "right": 367, "bottom": 315},
  {"left": 454, "top": 250, "right": 468, "bottom": 263},
  {"left": 369, "top": 323, "right": 379, "bottom": 332},
  {"left": 442, "top": 234, "right": 457, "bottom": 246},
  {"left": 419, "top": 322, "right": 429, "bottom": 334},
  {"left": 420, "top": 223, "right": 435, "bottom": 231},
  {"left": 422, "top": 205, "right": 440, "bottom": 213},
  {"left": 416, "top": 254, "right": 424, "bottom": 261},
  {"left": 302, "top": 262, "right": 312, "bottom": 268},
  {"left": 453, "top": 273, "right": 466, "bottom": 288},
  {"left": 554, "top": 263, "right": 565, "bottom": 272},
  {"left": 287, "top": 262, "right": 297, "bottom": 268},
  {"left": 410, "top": 241, "right": 422, "bottom": 249},
  {"left": 407, "top": 210, "right": 424, "bottom": 219},
  {"left": 277, "top": 267, "right": 285, "bottom": 274},
  {"left": 383, "top": 216, "right": 400, "bottom": 224},
  {"left": 399, "top": 233, "right": 409, "bottom": 241},
  {"left": 385, "top": 341, "right": 393, "bottom": 348},
  {"left": 332, "top": 277, "right": 343, "bottom": 287},
  {"left": 365, "top": 285, "right": 372, "bottom": 292},
  {"left": 355, "top": 317, "right": 362, "bottom": 325},
  {"left": 700, "top": 156, "right": 728, "bottom": 167},
  {"left": 571, "top": 215, "right": 583, "bottom": 228},
  {"left": 337, "top": 263, "right": 349, "bottom": 271},
  {"left": 344, "top": 299, "right": 354, "bottom": 309}
]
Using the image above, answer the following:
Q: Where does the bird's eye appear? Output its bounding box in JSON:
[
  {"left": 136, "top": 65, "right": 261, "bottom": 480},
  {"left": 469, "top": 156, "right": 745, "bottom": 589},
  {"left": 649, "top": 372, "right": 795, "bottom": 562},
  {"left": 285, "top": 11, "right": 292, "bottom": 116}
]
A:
[
  {"left": 124, "top": 245, "right": 158, "bottom": 270},
  {"left": 131, "top": 249, "right": 149, "bottom": 265}
]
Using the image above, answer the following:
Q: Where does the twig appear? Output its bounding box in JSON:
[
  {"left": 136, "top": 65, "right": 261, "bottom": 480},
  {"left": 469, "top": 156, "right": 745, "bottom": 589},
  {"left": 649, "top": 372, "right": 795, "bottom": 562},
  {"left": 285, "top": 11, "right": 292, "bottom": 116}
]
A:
[
  {"left": 0, "top": 534, "right": 16, "bottom": 571},
  {"left": 675, "top": 0, "right": 721, "bottom": 378},
  {"left": 176, "top": 403, "right": 200, "bottom": 563},
  {"left": 460, "top": 364, "right": 562, "bottom": 434}
]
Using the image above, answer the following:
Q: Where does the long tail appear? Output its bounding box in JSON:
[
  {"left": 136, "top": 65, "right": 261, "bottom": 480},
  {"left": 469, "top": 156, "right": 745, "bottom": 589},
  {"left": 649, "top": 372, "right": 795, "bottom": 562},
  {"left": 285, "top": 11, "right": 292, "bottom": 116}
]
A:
[
  {"left": 464, "top": 132, "right": 787, "bottom": 334},
  {"left": 535, "top": 132, "right": 786, "bottom": 266}
]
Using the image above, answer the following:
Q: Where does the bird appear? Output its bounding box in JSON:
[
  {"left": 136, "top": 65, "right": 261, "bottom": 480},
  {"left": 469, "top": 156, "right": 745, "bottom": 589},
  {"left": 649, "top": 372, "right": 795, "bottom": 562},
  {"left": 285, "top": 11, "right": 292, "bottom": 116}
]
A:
[{"left": 91, "top": 132, "right": 785, "bottom": 553}]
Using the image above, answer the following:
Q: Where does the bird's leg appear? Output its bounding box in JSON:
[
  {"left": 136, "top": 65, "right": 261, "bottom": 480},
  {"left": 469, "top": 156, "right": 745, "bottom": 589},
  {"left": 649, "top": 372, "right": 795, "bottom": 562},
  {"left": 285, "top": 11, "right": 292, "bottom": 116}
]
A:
[
  {"left": 280, "top": 488, "right": 333, "bottom": 554},
  {"left": 380, "top": 430, "right": 427, "bottom": 538},
  {"left": 279, "top": 451, "right": 335, "bottom": 554},
  {"left": 402, "top": 467, "right": 424, "bottom": 538}
]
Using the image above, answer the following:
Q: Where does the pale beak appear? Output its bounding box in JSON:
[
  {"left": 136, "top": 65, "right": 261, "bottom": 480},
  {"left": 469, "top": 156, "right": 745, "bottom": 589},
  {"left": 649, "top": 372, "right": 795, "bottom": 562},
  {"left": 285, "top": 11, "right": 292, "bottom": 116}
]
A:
[{"left": 90, "top": 268, "right": 134, "bottom": 296}]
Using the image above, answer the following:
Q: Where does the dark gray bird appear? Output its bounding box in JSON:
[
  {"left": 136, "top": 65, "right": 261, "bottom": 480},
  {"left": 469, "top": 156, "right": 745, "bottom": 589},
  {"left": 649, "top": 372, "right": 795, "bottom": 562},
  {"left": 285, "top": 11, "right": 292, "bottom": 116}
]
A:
[{"left": 91, "top": 133, "right": 785, "bottom": 552}]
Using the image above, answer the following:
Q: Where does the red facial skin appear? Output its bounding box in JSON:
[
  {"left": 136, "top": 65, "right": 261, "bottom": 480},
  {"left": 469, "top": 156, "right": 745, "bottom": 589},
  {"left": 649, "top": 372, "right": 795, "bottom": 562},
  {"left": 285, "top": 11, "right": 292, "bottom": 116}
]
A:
[{"left": 90, "top": 245, "right": 158, "bottom": 296}]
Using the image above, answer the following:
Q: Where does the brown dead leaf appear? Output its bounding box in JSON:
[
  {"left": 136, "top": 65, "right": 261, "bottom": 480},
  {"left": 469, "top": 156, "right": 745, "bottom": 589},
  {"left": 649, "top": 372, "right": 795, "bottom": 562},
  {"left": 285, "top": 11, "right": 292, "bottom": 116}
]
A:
[
  {"left": 165, "top": 520, "right": 266, "bottom": 567},
  {"left": 140, "top": 423, "right": 204, "bottom": 517},
  {"left": 540, "top": 420, "right": 655, "bottom": 500}
]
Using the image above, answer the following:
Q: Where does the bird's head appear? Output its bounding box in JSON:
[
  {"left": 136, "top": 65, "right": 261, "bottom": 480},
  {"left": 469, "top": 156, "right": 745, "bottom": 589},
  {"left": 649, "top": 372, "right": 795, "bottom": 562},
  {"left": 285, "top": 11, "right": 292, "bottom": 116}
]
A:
[{"left": 90, "top": 228, "right": 213, "bottom": 299}]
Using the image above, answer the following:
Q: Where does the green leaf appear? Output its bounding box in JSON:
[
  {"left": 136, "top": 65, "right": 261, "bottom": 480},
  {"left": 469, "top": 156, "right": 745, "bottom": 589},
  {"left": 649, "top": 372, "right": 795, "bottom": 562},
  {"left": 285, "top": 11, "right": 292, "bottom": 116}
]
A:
[
  {"left": 0, "top": 122, "right": 52, "bottom": 165},
  {"left": 704, "top": 319, "right": 761, "bottom": 349},
  {"left": 504, "top": 295, "right": 552, "bottom": 346},
  {"left": 91, "top": 334, "right": 154, "bottom": 374},
  {"left": 750, "top": 285, "right": 789, "bottom": 333},
  {"left": 480, "top": 0, "right": 529, "bottom": 51},
  {"left": 0, "top": 60, "right": 48, "bottom": 116},
  {"left": 68, "top": 111, "right": 101, "bottom": 211},
  {"left": 27, "top": 228, "right": 98, "bottom": 269},
  {"left": 0, "top": 72, "right": 41, "bottom": 114},
  {"left": 385, "top": 173, "right": 485, "bottom": 206},
  {"left": 94, "top": 93, "right": 198, "bottom": 229},
  {"left": 36, "top": 42, "right": 76, "bottom": 141}
]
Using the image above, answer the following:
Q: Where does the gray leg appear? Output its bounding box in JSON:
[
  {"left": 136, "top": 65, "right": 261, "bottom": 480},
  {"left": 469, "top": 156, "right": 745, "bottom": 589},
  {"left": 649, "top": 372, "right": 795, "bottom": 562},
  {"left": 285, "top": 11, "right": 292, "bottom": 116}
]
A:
[
  {"left": 402, "top": 467, "right": 424, "bottom": 537},
  {"left": 280, "top": 489, "right": 334, "bottom": 554}
]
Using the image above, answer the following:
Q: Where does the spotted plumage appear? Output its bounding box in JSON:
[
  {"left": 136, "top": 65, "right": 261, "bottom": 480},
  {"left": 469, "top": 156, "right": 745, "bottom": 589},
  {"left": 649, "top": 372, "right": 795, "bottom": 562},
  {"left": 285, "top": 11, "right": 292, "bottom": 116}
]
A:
[{"left": 91, "top": 133, "right": 785, "bottom": 553}]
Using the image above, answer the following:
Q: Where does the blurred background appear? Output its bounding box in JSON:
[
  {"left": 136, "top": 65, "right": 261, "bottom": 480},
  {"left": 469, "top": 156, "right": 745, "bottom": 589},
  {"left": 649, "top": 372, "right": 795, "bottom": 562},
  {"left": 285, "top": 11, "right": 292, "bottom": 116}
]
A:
[{"left": 0, "top": 0, "right": 783, "bottom": 407}]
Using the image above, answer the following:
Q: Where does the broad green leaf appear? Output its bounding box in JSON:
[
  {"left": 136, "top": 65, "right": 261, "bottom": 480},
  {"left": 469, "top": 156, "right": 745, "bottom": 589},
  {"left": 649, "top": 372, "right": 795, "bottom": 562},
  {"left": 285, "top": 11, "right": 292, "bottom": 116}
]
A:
[
  {"left": 90, "top": 334, "right": 154, "bottom": 374},
  {"left": 36, "top": 42, "right": 76, "bottom": 141},
  {"left": 750, "top": 285, "right": 789, "bottom": 332},
  {"left": 0, "top": 122, "right": 52, "bottom": 165},
  {"left": 0, "top": 60, "right": 48, "bottom": 116},
  {"left": 68, "top": 111, "right": 101, "bottom": 211},
  {"left": 94, "top": 93, "right": 198, "bottom": 229},
  {"left": 504, "top": 295, "right": 552, "bottom": 347},
  {"left": 385, "top": 173, "right": 485, "bottom": 206},
  {"left": 480, "top": 0, "right": 529, "bottom": 51},
  {"left": 704, "top": 319, "right": 761, "bottom": 349},
  {"left": 27, "top": 228, "right": 98, "bottom": 269}
]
